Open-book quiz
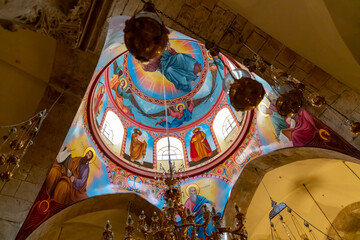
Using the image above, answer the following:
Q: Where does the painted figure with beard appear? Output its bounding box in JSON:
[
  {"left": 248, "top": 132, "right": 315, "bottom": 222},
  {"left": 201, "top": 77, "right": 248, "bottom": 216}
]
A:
[
  {"left": 129, "top": 128, "right": 147, "bottom": 165},
  {"left": 45, "top": 147, "right": 96, "bottom": 204},
  {"left": 184, "top": 185, "right": 216, "bottom": 238},
  {"left": 140, "top": 44, "right": 202, "bottom": 92}
]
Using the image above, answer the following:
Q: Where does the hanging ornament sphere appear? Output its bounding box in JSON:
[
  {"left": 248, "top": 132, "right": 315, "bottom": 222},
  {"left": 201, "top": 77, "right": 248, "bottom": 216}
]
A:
[
  {"left": 0, "top": 171, "right": 12, "bottom": 182},
  {"left": 0, "top": 154, "right": 6, "bottom": 165},
  {"left": 311, "top": 95, "right": 327, "bottom": 107},
  {"left": 223, "top": 68, "right": 252, "bottom": 93},
  {"left": 276, "top": 89, "right": 303, "bottom": 117},
  {"left": 229, "top": 77, "right": 265, "bottom": 111},
  {"left": 124, "top": 2, "right": 169, "bottom": 62},
  {"left": 350, "top": 122, "right": 360, "bottom": 135}
]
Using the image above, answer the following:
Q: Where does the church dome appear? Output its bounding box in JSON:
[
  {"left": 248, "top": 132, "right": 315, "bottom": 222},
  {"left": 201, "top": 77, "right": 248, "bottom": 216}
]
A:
[{"left": 87, "top": 31, "right": 252, "bottom": 177}]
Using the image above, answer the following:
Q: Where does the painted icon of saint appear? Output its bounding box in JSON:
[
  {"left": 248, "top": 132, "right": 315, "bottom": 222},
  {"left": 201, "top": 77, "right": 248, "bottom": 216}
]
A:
[
  {"left": 189, "top": 127, "right": 212, "bottom": 161},
  {"left": 129, "top": 128, "right": 147, "bottom": 165},
  {"left": 45, "top": 146, "right": 96, "bottom": 204},
  {"left": 184, "top": 184, "right": 216, "bottom": 238}
]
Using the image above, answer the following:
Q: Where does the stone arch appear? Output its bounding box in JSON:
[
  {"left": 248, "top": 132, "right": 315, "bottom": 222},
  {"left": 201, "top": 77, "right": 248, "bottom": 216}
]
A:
[
  {"left": 26, "top": 193, "right": 159, "bottom": 240},
  {"left": 224, "top": 147, "right": 360, "bottom": 224}
]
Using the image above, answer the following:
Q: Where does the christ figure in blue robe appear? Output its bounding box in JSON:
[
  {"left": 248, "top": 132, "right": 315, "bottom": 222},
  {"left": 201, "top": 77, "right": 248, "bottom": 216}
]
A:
[{"left": 140, "top": 44, "right": 202, "bottom": 92}]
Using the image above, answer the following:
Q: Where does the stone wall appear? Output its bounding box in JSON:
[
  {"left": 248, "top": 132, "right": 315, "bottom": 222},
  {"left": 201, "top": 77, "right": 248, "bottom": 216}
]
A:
[{"left": 0, "top": 43, "right": 97, "bottom": 240}]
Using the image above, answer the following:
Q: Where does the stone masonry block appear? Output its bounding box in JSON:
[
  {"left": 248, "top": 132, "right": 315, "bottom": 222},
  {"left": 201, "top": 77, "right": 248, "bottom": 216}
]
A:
[
  {"left": 240, "top": 22, "right": 255, "bottom": 42},
  {"left": 254, "top": 27, "right": 269, "bottom": 39},
  {"left": 176, "top": 4, "right": 196, "bottom": 29},
  {"left": 15, "top": 181, "right": 42, "bottom": 202},
  {"left": 288, "top": 65, "right": 307, "bottom": 81},
  {"left": 163, "top": 0, "right": 185, "bottom": 19},
  {"left": 317, "top": 85, "right": 339, "bottom": 105},
  {"left": 26, "top": 165, "right": 49, "bottom": 184},
  {"left": 332, "top": 89, "right": 360, "bottom": 116},
  {"left": 13, "top": 162, "right": 32, "bottom": 181},
  {"left": 0, "top": 195, "right": 32, "bottom": 222},
  {"left": 190, "top": 5, "right": 211, "bottom": 32},
  {"left": 219, "top": 27, "right": 238, "bottom": 50},
  {"left": 304, "top": 67, "right": 331, "bottom": 90},
  {"left": 318, "top": 107, "right": 347, "bottom": 135},
  {"left": 201, "top": 0, "right": 218, "bottom": 10},
  {"left": 122, "top": 0, "right": 143, "bottom": 16},
  {"left": 245, "top": 31, "right": 266, "bottom": 53},
  {"left": 186, "top": 0, "right": 202, "bottom": 6},
  {"left": 271, "top": 61, "right": 288, "bottom": 72},
  {"left": 237, "top": 45, "right": 254, "bottom": 60},
  {"left": 228, "top": 34, "right": 244, "bottom": 55},
  {"left": 0, "top": 219, "right": 21, "bottom": 240},
  {"left": 1, "top": 178, "right": 21, "bottom": 196},
  {"left": 258, "top": 37, "right": 283, "bottom": 63},
  {"left": 351, "top": 135, "right": 360, "bottom": 150},
  {"left": 294, "top": 56, "right": 315, "bottom": 73},
  {"left": 232, "top": 14, "right": 247, "bottom": 32},
  {"left": 200, "top": 4, "right": 236, "bottom": 43},
  {"left": 325, "top": 77, "right": 348, "bottom": 95},
  {"left": 276, "top": 47, "right": 297, "bottom": 68}
]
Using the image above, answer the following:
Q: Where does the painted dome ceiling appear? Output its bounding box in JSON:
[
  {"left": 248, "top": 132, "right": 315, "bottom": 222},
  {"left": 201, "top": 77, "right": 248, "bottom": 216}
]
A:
[{"left": 88, "top": 30, "right": 250, "bottom": 176}]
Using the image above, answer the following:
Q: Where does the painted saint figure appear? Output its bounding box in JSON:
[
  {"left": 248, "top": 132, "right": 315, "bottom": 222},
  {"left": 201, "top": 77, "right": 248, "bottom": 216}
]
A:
[
  {"left": 45, "top": 147, "right": 96, "bottom": 204},
  {"left": 140, "top": 44, "right": 202, "bottom": 92},
  {"left": 190, "top": 127, "right": 212, "bottom": 161},
  {"left": 110, "top": 75, "right": 134, "bottom": 119},
  {"left": 155, "top": 100, "right": 194, "bottom": 128},
  {"left": 129, "top": 128, "right": 147, "bottom": 165},
  {"left": 184, "top": 185, "right": 216, "bottom": 238}
]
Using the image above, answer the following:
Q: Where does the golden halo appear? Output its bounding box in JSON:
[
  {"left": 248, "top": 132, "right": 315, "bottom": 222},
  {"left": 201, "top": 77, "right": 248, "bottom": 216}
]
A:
[
  {"left": 207, "top": 50, "right": 214, "bottom": 60},
  {"left": 185, "top": 184, "right": 200, "bottom": 197},
  {"left": 192, "top": 127, "right": 201, "bottom": 134},
  {"left": 258, "top": 102, "right": 270, "bottom": 118},
  {"left": 83, "top": 147, "right": 96, "bottom": 164},
  {"left": 319, "top": 129, "right": 330, "bottom": 141},
  {"left": 119, "top": 78, "right": 127, "bottom": 89},
  {"left": 176, "top": 103, "right": 185, "bottom": 111}
]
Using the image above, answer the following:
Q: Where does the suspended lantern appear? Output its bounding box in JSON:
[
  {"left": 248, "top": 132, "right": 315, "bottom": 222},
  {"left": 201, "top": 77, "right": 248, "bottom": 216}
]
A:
[
  {"left": 310, "top": 95, "right": 327, "bottom": 107},
  {"left": 223, "top": 69, "right": 252, "bottom": 93},
  {"left": 124, "top": 2, "right": 169, "bottom": 62},
  {"left": 275, "top": 89, "right": 303, "bottom": 117},
  {"left": 229, "top": 77, "right": 265, "bottom": 111},
  {"left": 350, "top": 122, "right": 360, "bottom": 135}
]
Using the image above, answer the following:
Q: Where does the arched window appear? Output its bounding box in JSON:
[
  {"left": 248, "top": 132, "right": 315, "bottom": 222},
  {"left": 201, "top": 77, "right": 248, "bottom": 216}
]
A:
[
  {"left": 156, "top": 137, "right": 185, "bottom": 171},
  {"left": 213, "top": 107, "right": 237, "bottom": 151},
  {"left": 222, "top": 114, "right": 236, "bottom": 139},
  {"left": 100, "top": 110, "right": 124, "bottom": 155},
  {"left": 101, "top": 120, "right": 114, "bottom": 142},
  {"left": 157, "top": 146, "right": 183, "bottom": 161}
]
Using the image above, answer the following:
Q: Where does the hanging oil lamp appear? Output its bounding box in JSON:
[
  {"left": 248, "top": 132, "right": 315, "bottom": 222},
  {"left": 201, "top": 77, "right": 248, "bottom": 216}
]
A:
[
  {"left": 310, "top": 95, "right": 327, "bottom": 107},
  {"left": 350, "top": 122, "right": 360, "bottom": 135},
  {"left": 124, "top": 1, "right": 169, "bottom": 62},
  {"left": 275, "top": 88, "right": 303, "bottom": 117},
  {"left": 229, "top": 77, "right": 265, "bottom": 111}
]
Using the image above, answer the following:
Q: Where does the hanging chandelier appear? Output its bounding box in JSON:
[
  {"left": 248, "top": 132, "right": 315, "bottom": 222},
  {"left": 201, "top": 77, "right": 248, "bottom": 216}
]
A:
[
  {"left": 101, "top": 167, "right": 248, "bottom": 240},
  {"left": 0, "top": 110, "right": 46, "bottom": 182}
]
